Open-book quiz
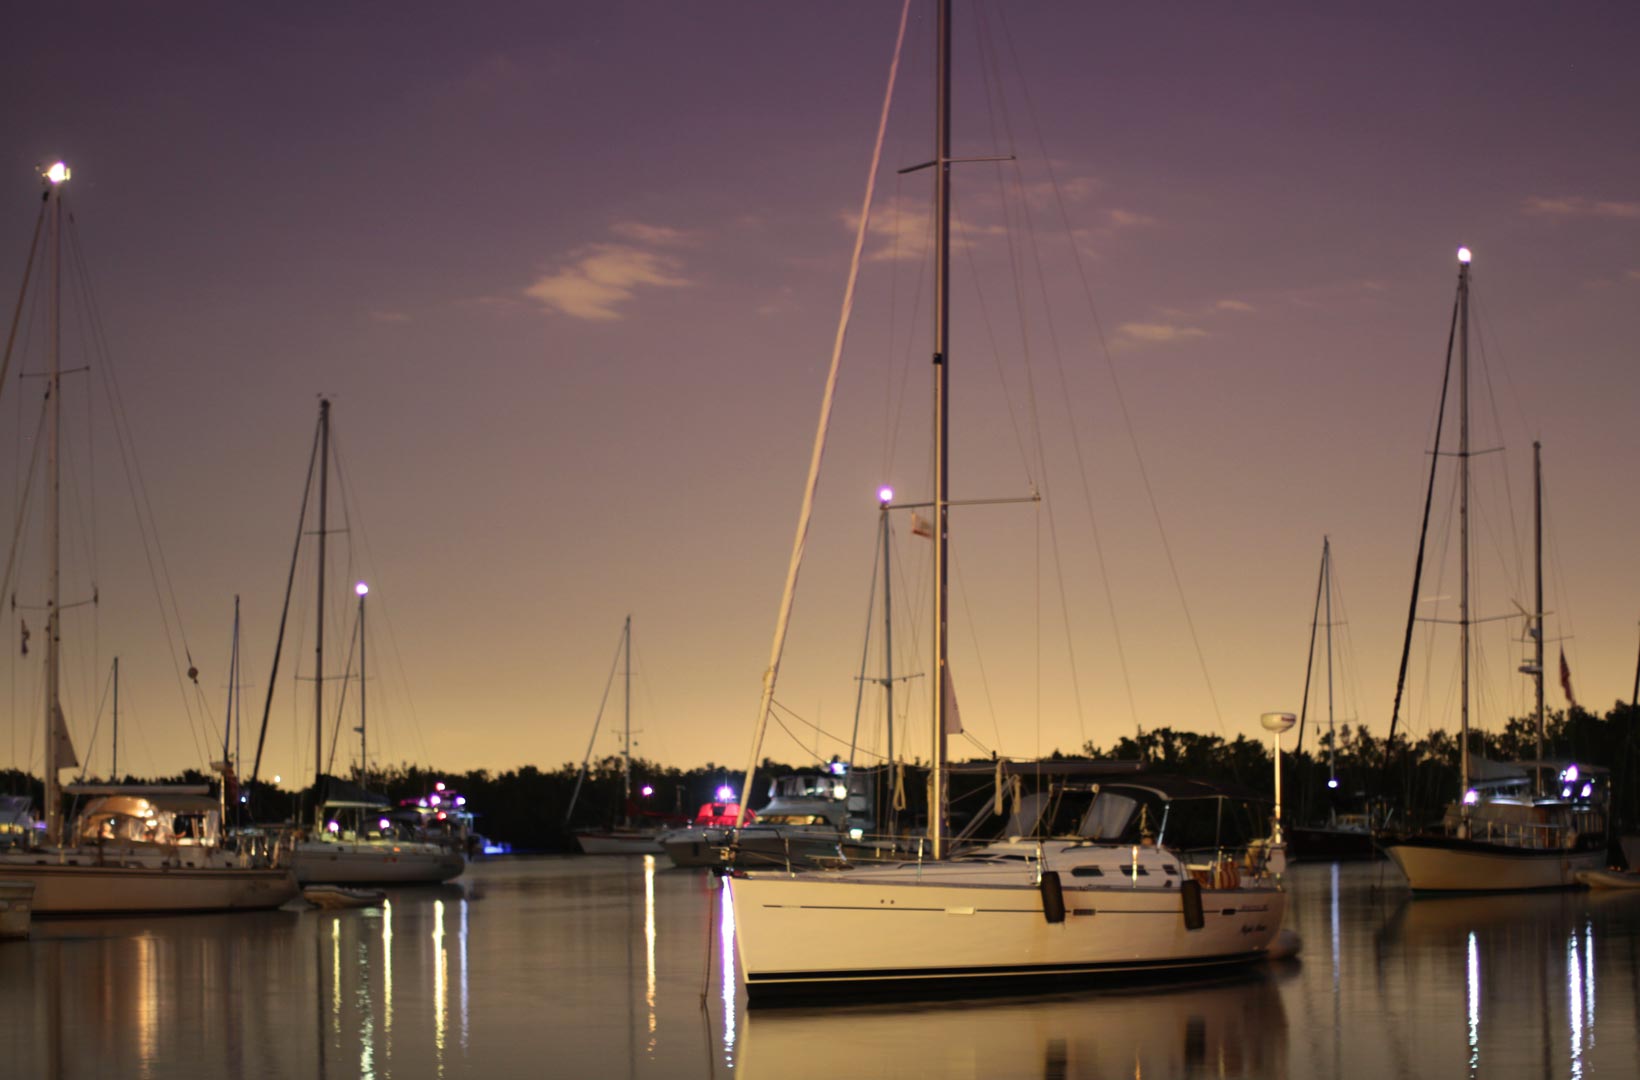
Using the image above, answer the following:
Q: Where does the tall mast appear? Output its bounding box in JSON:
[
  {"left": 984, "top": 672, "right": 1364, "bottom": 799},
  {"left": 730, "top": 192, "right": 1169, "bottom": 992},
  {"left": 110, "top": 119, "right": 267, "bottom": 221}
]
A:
[
  {"left": 314, "top": 398, "right": 330, "bottom": 825},
  {"left": 623, "top": 614, "right": 632, "bottom": 815},
  {"left": 1457, "top": 248, "right": 1472, "bottom": 834},
  {"left": 880, "top": 500, "right": 896, "bottom": 834},
  {"left": 1532, "top": 440, "right": 1544, "bottom": 796},
  {"left": 930, "top": 0, "right": 952, "bottom": 859},
  {"left": 112, "top": 657, "right": 120, "bottom": 781},
  {"left": 43, "top": 163, "right": 69, "bottom": 846},
  {"left": 1324, "top": 536, "right": 1336, "bottom": 788}
]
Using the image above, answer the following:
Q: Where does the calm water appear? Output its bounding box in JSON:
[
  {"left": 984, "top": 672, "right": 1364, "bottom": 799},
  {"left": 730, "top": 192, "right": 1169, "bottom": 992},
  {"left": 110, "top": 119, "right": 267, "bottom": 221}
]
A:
[{"left": 3, "top": 857, "right": 1639, "bottom": 1079}]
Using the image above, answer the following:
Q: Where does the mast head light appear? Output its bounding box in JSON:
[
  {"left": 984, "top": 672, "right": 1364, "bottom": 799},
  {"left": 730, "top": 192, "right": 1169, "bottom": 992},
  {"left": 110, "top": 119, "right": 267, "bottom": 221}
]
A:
[
  {"left": 355, "top": 582, "right": 369, "bottom": 597},
  {"left": 1463, "top": 789, "right": 1480, "bottom": 806},
  {"left": 878, "top": 486, "right": 894, "bottom": 505},
  {"left": 1457, "top": 246, "right": 1472, "bottom": 265},
  {"left": 1326, "top": 778, "right": 1339, "bottom": 789},
  {"left": 641, "top": 784, "right": 654, "bottom": 798},
  {"left": 45, "top": 161, "right": 70, "bottom": 185}
]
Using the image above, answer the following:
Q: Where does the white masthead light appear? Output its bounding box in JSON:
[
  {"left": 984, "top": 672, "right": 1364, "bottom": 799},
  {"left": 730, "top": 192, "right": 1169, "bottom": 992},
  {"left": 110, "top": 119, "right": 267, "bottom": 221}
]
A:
[
  {"left": 355, "top": 581, "right": 369, "bottom": 597},
  {"left": 1457, "top": 246, "right": 1472, "bottom": 265},
  {"left": 45, "top": 161, "right": 71, "bottom": 184}
]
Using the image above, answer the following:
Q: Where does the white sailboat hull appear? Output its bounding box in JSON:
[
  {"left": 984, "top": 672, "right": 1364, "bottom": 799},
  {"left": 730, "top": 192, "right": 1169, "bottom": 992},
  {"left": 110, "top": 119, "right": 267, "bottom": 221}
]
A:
[
  {"left": 0, "top": 860, "right": 297, "bottom": 915},
  {"left": 730, "top": 854, "right": 1284, "bottom": 1000},
  {"left": 290, "top": 841, "right": 465, "bottom": 884},
  {"left": 1384, "top": 839, "right": 1605, "bottom": 892}
]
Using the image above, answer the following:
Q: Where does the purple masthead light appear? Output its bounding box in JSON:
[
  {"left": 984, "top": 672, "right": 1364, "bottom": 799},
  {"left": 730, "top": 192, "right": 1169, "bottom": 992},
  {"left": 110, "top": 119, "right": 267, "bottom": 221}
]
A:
[
  {"left": 355, "top": 581, "right": 369, "bottom": 597},
  {"left": 1457, "top": 246, "right": 1472, "bottom": 265},
  {"left": 878, "top": 486, "right": 893, "bottom": 505}
]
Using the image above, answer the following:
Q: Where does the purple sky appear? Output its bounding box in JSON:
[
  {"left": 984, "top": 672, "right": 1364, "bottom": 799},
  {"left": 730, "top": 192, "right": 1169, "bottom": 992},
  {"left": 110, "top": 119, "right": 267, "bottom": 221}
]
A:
[{"left": 3, "top": 2, "right": 1639, "bottom": 789}]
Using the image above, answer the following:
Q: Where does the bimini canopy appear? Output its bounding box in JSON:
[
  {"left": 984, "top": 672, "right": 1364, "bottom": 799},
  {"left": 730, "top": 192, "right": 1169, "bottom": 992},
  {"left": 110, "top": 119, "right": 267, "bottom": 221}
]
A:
[{"left": 74, "top": 793, "right": 223, "bottom": 846}]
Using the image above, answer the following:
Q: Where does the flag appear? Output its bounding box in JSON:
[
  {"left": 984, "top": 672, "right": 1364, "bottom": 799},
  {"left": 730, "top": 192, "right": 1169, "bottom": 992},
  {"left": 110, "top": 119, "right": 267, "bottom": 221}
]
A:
[
  {"left": 1560, "top": 648, "right": 1577, "bottom": 710},
  {"left": 19, "top": 618, "right": 28, "bottom": 657},
  {"left": 910, "top": 512, "right": 932, "bottom": 539},
  {"left": 942, "top": 667, "right": 962, "bottom": 735},
  {"left": 52, "top": 703, "right": 79, "bottom": 770}
]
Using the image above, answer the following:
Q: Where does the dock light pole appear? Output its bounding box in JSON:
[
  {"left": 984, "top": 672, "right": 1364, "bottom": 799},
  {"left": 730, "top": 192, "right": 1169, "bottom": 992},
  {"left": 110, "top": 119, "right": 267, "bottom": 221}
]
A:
[{"left": 1261, "top": 712, "right": 1297, "bottom": 845}]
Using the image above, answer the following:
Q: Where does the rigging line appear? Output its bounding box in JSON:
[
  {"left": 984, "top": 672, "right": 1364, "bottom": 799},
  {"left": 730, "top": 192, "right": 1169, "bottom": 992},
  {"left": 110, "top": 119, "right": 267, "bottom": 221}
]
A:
[
  {"left": 72, "top": 659, "right": 117, "bottom": 784},
  {"left": 994, "top": 6, "right": 1213, "bottom": 736},
  {"left": 1469, "top": 291, "right": 1527, "bottom": 592},
  {"left": 1388, "top": 282, "right": 1460, "bottom": 751},
  {"left": 329, "top": 432, "right": 433, "bottom": 766},
  {"left": 1541, "top": 467, "right": 1578, "bottom": 683},
  {"left": 1296, "top": 541, "right": 1325, "bottom": 758},
  {"left": 735, "top": 0, "right": 911, "bottom": 829},
  {"left": 249, "top": 412, "right": 322, "bottom": 786},
  {"left": 948, "top": 541, "right": 1003, "bottom": 755},
  {"left": 0, "top": 198, "right": 46, "bottom": 409},
  {"left": 845, "top": 522, "right": 883, "bottom": 772},
  {"left": 984, "top": 51, "right": 1113, "bottom": 750},
  {"left": 882, "top": 185, "right": 933, "bottom": 484},
  {"left": 0, "top": 395, "right": 49, "bottom": 619},
  {"left": 767, "top": 698, "right": 894, "bottom": 765},
  {"left": 324, "top": 604, "right": 362, "bottom": 779},
  {"left": 68, "top": 225, "right": 213, "bottom": 763},
  {"left": 564, "top": 621, "right": 628, "bottom": 826},
  {"left": 964, "top": 14, "right": 1092, "bottom": 754}
]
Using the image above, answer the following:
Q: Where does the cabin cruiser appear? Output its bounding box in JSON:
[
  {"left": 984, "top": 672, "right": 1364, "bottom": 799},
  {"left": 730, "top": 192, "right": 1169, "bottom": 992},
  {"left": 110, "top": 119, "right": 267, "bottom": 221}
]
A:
[
  {"left": 288, "top": 780, "right": 465, "bottom": 885},
  {"left": 1385, "top": 759, "right": 1610, "bottom": 891},
  {"left": 662, "top": 765, "right": 878, "bottom": 870}
]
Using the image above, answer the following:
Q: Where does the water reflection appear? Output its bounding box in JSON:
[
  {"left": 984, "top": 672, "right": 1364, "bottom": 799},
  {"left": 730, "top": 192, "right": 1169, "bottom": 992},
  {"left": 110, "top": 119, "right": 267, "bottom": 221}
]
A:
[
  {"left": 736, "top": 974, "right": 1289, "bottom": 1079},
  {"left": 7, "top": 860, "right": 1640, "bottom": 1079}
]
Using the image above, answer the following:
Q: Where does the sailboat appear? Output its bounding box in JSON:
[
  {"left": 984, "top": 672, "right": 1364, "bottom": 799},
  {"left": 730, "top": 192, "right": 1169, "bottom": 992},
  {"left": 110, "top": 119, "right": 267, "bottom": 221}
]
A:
[
  {"left": 568, "top": 616, "right": 682, "bottom": 854},
  {"left": 269, "top": 401, "right": 464, "bottom": 885},
  {"left": 1382, "top": 251, "right": 1609, "bottom": 892},
  {"left": 0, "top": 162, "right": 298, "bottom": 914},
  {"left": 1285, "top": 538, "right": 1378, "bottom": 860},
  {"left": 727, "top": 1, "right": 1287, "bottom": 1002}
]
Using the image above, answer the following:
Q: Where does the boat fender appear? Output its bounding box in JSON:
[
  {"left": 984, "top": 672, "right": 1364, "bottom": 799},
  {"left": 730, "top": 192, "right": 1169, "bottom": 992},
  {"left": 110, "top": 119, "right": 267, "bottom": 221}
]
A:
[
  {"left": 1181, "top": 878, "right": 1205, "bottom": 930},
  {"left": 1039, "top": 870, "right": 1066, "bottom": 924}
]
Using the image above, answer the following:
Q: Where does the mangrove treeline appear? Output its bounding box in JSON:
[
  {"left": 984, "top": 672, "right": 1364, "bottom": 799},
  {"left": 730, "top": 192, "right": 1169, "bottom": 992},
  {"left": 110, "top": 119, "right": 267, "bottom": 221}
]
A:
[{"left": 5, "top": 701, "right": 1638, "bottom": 851}]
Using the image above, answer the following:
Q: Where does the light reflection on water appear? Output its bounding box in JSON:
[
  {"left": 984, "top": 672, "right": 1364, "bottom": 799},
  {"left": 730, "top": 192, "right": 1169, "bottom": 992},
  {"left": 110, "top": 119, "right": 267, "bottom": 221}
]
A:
[{"left": 2, "top": 858, "right": 1639, "bottom": 1078}]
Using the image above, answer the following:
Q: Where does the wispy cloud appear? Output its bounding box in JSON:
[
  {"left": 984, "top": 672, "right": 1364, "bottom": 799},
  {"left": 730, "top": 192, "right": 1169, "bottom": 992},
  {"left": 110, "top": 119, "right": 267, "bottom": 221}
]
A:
[
  {"left": 1626, "top": 269, "right": 1640, "bottom": 282},
  {"left": 1107, "top": 208, "right": 1155, "bottom": 228},
  {"left": 610, "top": 221, "right": 696, "bottom": 246},
  {"left": 369, "top": 310, "right": 411, "bottom": 324},
  {"left": 845, "top": 195, "right": 1004, "bottom": 262},
  {"left": 1114, "top": 322, "right": 1207, "bottom": 348},
  {"left": 524, "top": 224, "right": 693, "bottom": 321},
  {"left": 1215, "top": 299, "right": 1255, "bottom": 313},
  {"left": 1523, "top": 196, "right": 1640, "bottom": 220}
]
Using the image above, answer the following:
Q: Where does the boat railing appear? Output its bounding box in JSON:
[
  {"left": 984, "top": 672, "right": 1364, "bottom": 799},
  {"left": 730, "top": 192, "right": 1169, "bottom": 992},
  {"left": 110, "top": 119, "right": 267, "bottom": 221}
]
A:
[{"left": 1461, "top": 817, "right": 1577, "bottom": 850}]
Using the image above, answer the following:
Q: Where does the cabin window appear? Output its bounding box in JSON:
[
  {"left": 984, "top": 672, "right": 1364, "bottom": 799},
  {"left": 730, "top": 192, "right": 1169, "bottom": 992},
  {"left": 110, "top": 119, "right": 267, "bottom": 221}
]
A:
[{"left": 1080, "top": 793, "right": 1138, "bottom": 840}]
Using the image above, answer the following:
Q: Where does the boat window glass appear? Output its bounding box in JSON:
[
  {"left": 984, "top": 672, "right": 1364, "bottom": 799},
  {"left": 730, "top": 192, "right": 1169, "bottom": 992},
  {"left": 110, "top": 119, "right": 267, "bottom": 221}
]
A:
[
  {"left": 1069, "top": 865, "right": 1104, "bottom": 877},
  {"left": 1003, "top": 792, "right": 1051, "bottom": 836},
  {"left": 1037, "top": 789, "right": 1095, "bottom": 836},
  {"left": 1079, "top": 792, "right": 1138, "bottom": 840}
]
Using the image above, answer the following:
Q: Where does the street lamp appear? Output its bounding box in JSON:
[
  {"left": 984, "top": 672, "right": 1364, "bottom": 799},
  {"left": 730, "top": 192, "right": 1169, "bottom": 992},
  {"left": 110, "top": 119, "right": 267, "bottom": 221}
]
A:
[{"left": 1260, "top": 712, "right": 1297, "bottom": 845}]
